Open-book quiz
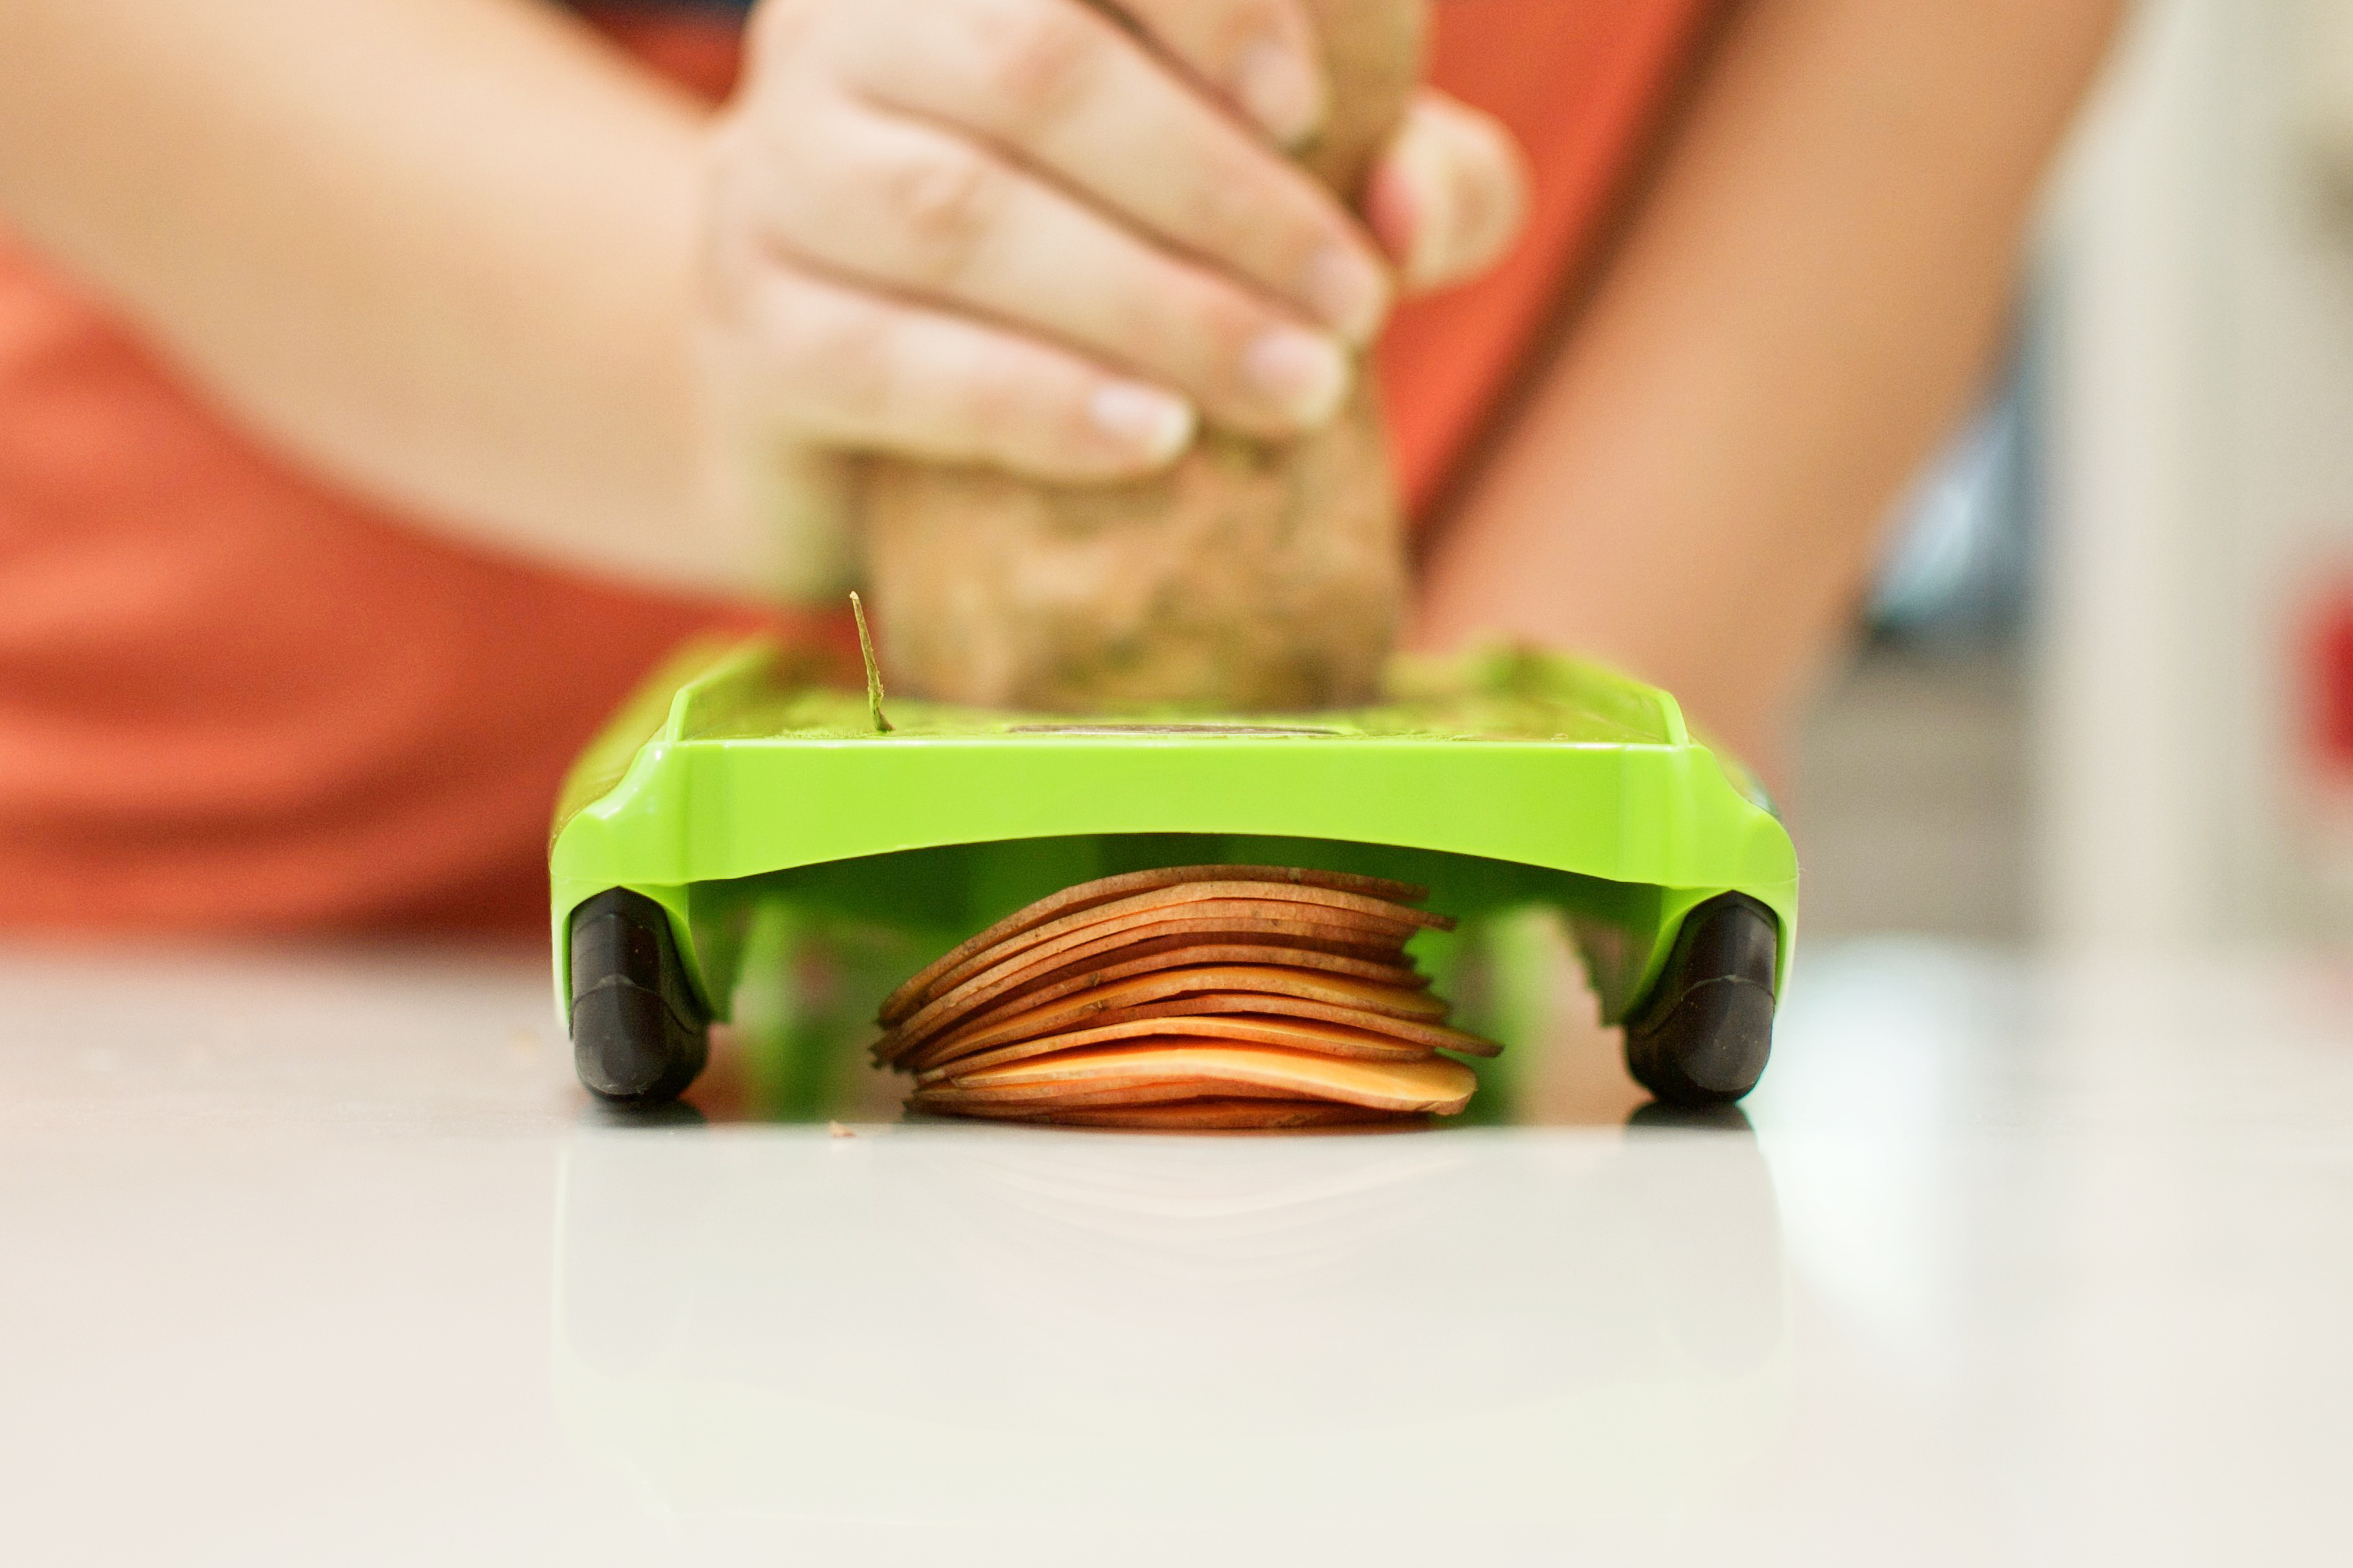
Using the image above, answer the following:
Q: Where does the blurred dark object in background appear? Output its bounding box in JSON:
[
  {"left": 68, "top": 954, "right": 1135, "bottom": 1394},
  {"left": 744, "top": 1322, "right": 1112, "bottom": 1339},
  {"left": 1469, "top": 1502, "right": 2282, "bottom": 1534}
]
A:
[{"left": 1791, "top": 342, "right": 2036, "bottom": 943}]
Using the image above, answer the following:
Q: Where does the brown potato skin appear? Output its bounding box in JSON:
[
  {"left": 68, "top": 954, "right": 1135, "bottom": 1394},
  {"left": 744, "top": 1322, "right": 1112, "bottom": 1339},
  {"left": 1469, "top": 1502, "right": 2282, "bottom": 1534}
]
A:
[{"left": 859, "top": 0, "right": 1425, "bottom": 711}]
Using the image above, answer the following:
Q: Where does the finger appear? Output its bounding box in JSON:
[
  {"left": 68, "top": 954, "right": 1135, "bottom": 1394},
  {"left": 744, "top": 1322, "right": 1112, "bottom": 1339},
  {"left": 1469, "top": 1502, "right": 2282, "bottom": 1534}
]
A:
[
  {"left": 748, "top": 96, "right": 1354, "bottom": 436},
  {"left": 1106, "top": 0, "right": 1326, "bottom": 147},
  {"left": 1363, "top": 89, "right": 1530, "bottom": 293},
  {"left": 719, "top": 259, "right": 1198, "bottom": 482},
  {"left": 819, "top": 0, "right": 1391, "bottom": 344}
]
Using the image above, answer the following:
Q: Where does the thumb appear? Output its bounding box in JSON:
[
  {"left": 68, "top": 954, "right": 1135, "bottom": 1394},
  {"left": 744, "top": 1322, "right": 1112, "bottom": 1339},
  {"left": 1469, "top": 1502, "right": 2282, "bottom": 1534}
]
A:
[{"left": 1363, "top": 88, "right": 1531, "bottom": 295}]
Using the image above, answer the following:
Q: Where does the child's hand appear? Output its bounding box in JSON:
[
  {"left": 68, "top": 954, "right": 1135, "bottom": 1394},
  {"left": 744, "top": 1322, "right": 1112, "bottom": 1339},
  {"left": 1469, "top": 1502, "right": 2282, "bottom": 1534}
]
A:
[{"left": 698, "top": 0, "right": 1524, "bottom": 487}]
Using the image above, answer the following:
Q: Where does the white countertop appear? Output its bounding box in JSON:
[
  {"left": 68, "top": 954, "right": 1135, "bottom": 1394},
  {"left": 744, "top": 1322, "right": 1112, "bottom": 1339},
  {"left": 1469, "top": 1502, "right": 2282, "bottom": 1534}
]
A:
[{"left": 4, "top": 938, "right": 2349, "bottom": 1564}]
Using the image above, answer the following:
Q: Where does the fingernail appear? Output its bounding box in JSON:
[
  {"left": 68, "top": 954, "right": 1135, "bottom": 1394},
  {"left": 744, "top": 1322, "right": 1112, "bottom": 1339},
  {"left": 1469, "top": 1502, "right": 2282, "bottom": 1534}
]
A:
[
  {"left": 1242, "top": 327, "right": 1350, "bottom": 427},
  {"left": 1088, "top": 380, "right": 1196, "bottom": 464},
  {"left": 1400, "top": 148, "right": 1458, "bottom": 288},
  {"left": 1301, "top": 243, "right": 1391, "bottom": 344},
  {"left": 1232, "top": 36, "right": 1324, "bottom": 147}
]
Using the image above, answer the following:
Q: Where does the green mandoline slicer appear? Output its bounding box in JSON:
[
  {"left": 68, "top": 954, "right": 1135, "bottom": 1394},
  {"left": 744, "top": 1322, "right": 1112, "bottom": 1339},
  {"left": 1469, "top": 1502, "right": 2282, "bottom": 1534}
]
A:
[{"left": 548, "top": 636, "right": 1798, "bottom": 1112}]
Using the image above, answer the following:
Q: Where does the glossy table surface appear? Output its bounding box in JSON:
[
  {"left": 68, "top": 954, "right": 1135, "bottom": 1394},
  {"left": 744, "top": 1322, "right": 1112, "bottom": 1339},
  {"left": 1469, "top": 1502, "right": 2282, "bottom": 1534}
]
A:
[{"left": 5, "top": 938, "right": 2349, "bottom": 1565}]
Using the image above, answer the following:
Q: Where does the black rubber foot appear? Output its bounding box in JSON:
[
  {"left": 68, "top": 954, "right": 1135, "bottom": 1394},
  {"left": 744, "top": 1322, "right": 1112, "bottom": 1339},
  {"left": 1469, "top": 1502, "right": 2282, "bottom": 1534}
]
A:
[
  {"left": 569, "top": 888, "right": 710, "bottom": 1104},
  {"left": 1623, "top": 894, "right": 1779, "bottom": 1107}
]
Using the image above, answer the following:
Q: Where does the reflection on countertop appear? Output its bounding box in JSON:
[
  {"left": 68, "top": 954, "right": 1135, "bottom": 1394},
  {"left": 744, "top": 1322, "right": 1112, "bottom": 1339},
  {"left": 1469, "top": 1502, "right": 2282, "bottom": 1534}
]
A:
[
  {"left": 4, "top": 938, "right": 2350, "bottom": 1564},
  {"left": 553, "top": 1108, "right": 1783, "bottom": 1525}
]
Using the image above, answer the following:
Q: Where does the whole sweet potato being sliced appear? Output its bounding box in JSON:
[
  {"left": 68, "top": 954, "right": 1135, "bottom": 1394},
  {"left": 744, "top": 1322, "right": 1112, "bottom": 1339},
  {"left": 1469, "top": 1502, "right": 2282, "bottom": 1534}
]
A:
[{"left": 859, "top": 0, "right": 1426, "bottom": 711}]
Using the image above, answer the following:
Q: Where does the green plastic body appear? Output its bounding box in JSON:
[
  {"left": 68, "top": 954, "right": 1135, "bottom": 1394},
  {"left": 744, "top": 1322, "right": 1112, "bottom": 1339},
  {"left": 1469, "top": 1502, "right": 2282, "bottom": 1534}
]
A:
[{"left": 548, "top": 637, "right": 1797, "bottom": 1034}]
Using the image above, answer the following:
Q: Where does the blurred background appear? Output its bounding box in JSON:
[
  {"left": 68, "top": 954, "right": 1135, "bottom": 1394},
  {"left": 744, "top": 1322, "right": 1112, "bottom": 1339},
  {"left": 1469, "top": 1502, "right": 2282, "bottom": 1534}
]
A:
[{"left": 1789, "top": 0, "right": 2353, "bottom": 949}]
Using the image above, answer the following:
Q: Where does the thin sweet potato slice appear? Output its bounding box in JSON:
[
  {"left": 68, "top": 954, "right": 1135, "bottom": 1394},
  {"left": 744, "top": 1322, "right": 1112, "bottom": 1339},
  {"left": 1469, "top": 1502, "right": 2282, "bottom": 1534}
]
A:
[
  {"left": 910, "top": 881, "right": 1449, "bottom": 1009},
  {"left": 929, "top": 1042, "right": 1479, "bottom": 1114},
  {"left": 997, "top": 930, "right": 1421, "bottom": 1005},
  {"left": 962, "top": 939, "right": 1426, "bottom": 1020},
  {"left": 873, "top": 928, "right": 1424, "bottom": 1066},
  {"left": 911, "top": 1010, "right": 1436, "bottom": 1081},
  {"left": 921, "top": 1098, "right": 1425, "bottom": 1131},
  {"left": 879, "top": 864, "right": 1431, "bottom": 1023},
  {"left": 874, "top": 910, "right": 1416, "bottom": 1065},
  {"left": 914, "top": 997, "right": 1497, "bottom": 1076},
  {"left": 1040, "top": 1102, "right": 1428, "bottom": 1131},
  {"left": 932, "top": 894, "right": 1422, "bottom": 997},
  {"left": 876, "top": 914, "right": 1406, "bottom": 1062},
  {"left": 929, "top": 963, "right": 1447, "bottom": 1054},
  {"left": 916, "top": 1078, "right": 1304, "bottom": 1112},
  {"left": 912, "top": 993, "right": 1498, "bottom": 1078},
  {"left": 911, "top": 1079, "right": 1225, "bottom": 1112}
]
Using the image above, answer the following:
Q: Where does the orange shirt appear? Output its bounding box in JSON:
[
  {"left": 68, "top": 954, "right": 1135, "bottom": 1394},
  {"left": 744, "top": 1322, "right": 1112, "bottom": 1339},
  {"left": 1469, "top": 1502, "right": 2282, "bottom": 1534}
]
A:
[{"left": 0, "top": 1, "right": 1712, "bottom": 936}]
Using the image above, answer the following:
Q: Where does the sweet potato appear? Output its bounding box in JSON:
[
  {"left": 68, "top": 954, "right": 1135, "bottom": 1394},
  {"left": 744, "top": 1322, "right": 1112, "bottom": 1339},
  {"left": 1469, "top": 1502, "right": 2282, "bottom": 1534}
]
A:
[{"left": 859, "top": 0, "right": 1426, "bottom": 710}]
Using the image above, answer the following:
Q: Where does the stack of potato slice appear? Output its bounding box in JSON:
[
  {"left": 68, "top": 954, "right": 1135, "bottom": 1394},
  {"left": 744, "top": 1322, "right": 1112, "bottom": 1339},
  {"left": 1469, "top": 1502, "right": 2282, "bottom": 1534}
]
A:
[{"left": 874, "top": 865, "right": 1498, "bottom": 1130}]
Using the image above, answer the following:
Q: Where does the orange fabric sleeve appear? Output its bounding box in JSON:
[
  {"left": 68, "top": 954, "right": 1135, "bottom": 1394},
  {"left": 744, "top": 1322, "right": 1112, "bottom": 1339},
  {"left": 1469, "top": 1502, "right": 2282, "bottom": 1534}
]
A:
[{"left": 1379, "top": 0, "right": 1715, "bottom": 520}]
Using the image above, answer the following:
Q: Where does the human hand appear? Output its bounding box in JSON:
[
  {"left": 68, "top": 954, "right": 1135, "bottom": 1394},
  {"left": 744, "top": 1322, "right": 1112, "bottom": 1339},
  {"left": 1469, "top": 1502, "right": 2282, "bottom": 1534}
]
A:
[{"left": 698, "top": 0, "right": 1526, "bottom": 497}]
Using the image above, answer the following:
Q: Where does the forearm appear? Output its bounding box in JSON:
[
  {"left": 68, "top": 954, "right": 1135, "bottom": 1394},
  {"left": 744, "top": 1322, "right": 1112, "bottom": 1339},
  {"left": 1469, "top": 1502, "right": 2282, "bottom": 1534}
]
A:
[
  {"left": 1409, "top": 0, "right": 2124, "bottom": 768},
  {"left": 0, "top": 0, "right": 745, "bottom": 596}
]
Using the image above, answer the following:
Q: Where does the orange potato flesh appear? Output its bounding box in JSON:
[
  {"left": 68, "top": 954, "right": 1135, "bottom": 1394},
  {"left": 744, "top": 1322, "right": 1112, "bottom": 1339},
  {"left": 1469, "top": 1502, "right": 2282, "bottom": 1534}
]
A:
[
  {"left": 880, "top": 865, "right": 1431, "bottom": 1023},
  {"left": 926, "top": 1043, "right": 1478, "bottom": 1115},
  {"left": 921, "top": 1098, "right": 1426, "bottom": 1131}
]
